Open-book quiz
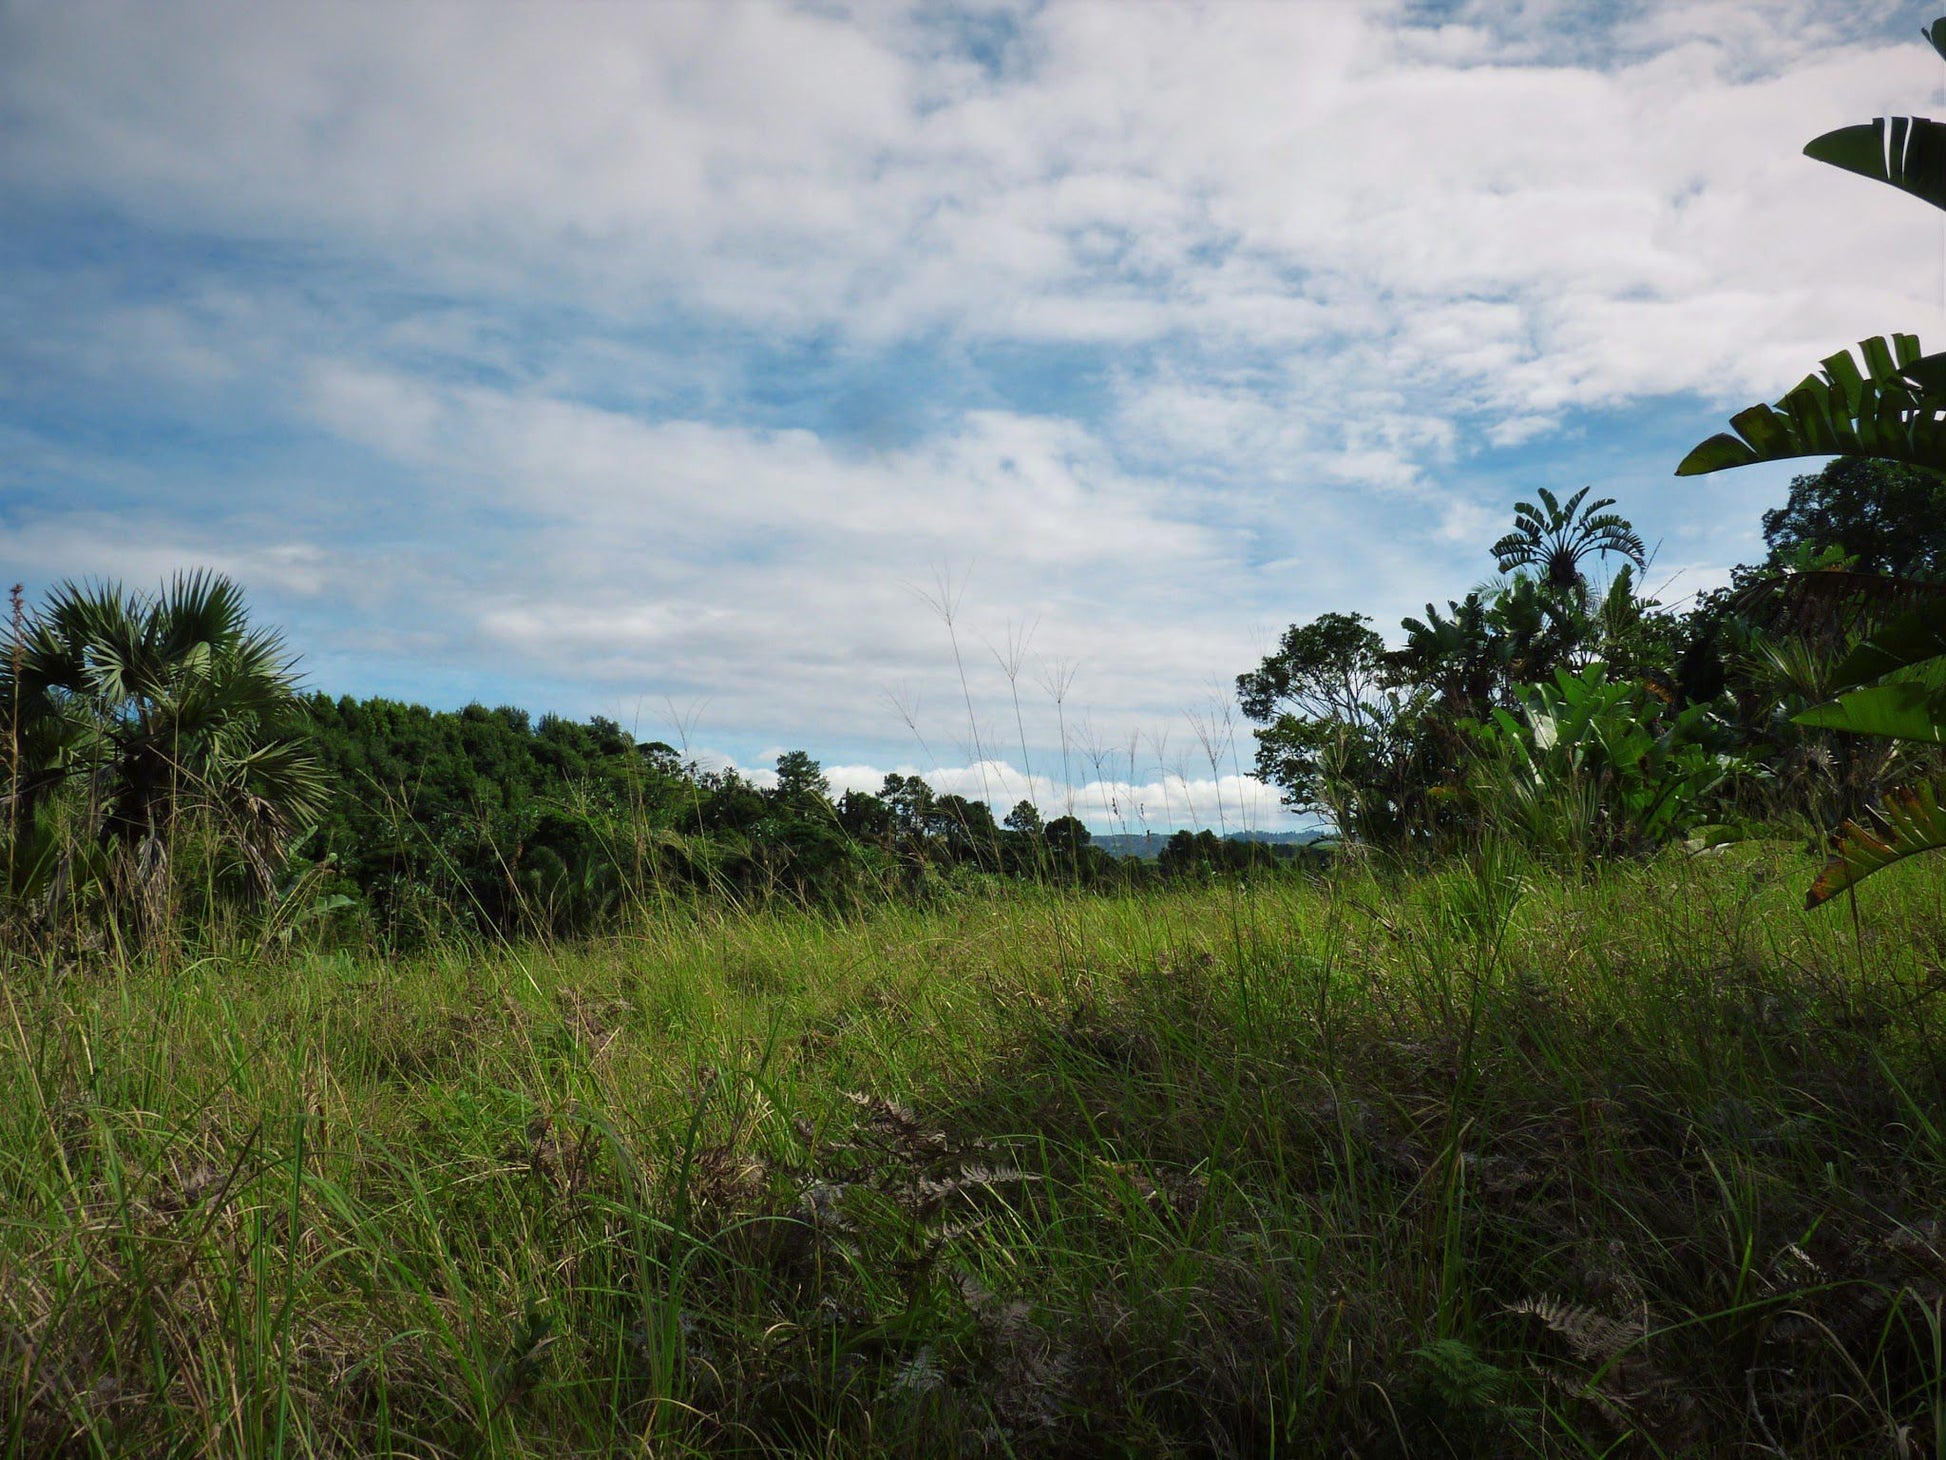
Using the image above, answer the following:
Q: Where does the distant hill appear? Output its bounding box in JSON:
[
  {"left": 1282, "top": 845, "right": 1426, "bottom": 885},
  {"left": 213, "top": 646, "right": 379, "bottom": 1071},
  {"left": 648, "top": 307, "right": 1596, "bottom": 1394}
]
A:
[{"left": 1093, "top": 828, "right": 1335, "bottom": 861}]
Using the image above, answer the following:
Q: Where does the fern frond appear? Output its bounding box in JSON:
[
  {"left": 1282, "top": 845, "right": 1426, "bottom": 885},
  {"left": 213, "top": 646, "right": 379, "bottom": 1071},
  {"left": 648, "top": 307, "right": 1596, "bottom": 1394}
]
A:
[{"left": 1506, "top": 1296, "right": 1645, "bottom": 1364}]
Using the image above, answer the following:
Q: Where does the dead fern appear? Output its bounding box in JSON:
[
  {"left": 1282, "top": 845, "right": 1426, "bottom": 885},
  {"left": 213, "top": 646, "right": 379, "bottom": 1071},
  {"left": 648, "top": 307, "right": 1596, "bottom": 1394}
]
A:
[{"left": 1505, "top": 1296, "right": 1645, "bottom": 1366}]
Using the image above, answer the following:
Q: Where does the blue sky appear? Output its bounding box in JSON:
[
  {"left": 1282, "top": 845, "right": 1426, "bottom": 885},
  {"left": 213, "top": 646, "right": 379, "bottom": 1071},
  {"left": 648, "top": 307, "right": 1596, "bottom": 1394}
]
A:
[{"left": 1, "top": 0, "right": 1941, "bottom": 829}]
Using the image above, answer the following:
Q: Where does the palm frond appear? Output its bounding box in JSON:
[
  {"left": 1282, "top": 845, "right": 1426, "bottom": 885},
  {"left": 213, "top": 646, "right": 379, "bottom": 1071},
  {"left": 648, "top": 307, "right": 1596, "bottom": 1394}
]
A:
[
  {"left": 156, "top": 569, "right": 250, "bottom": 661},
  {"left": 1, "top": 574, "right": 328, "bottom": 916}
]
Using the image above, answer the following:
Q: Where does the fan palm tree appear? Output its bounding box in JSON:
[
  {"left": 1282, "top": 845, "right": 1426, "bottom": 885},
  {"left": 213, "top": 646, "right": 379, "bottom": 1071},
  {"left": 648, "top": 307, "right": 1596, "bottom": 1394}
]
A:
[
  {"left": 1491, "top": 487, "right": 1647, "bottom": 593},
  {"left": 1, "top": 571, "right": 328, "bottom": 920}
]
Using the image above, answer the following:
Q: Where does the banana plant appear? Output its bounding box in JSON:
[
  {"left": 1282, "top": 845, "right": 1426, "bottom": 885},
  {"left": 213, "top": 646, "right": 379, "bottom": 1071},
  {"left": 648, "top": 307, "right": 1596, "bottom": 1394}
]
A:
[
  {"left": 1679, "top": 17, "right": 1946, "bottom": 907},
  {"left": 1794, "top": 600, "right": 1946, "bottom": 743},
  {"left": 1794, "top": 668, "right": 1946, "bottom": 745},
  {"left": 1681, "top": 21, "right": 1946, "bottom": 478},
  {"left": 1471, "top": 665, "right": 1737, "bottom": 859},
  {"left": 1788, "top": 599, "right": 1946, "bottom": 904},
  {"left": 1800, "top": 18, "right": 1946, "bottom": 209}
]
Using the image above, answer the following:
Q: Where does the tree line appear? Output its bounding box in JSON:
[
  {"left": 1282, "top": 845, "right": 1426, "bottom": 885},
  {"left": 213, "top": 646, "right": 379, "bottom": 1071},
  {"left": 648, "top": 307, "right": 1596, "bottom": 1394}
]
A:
[
  {"left": 0, "top": 449, "right": 1928, "bottom": 951},
  {"left": 301, "top": 698, "right": 1323, "bottom": 942},
  {"left": 0, "top": 582, "right": 1327, "bottom": 951}
]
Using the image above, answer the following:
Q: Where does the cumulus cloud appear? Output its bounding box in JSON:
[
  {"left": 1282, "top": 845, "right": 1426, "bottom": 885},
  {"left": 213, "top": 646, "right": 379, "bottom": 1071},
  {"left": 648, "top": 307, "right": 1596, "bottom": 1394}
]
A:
[
  {"left": 6, "top": 3, "right": 1933, "bottom": 383},
  {"left": 750, "top": 758, "right": 1301, "bottom": 836}
]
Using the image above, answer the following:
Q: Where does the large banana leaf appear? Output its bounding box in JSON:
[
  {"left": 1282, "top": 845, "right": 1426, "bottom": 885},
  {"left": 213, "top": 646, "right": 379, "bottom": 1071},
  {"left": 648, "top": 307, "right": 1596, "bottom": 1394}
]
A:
[
  {"left": 1676, "top": 336, "right": 1946, "bottom": 476},
  {"left": 1799, "top": 21, "right": 1946, "bottom": 212},
  {"left": 1804, "top": 115, "right": 1946, "bottom": 212},
  {"left": 1794, "top": 663, "right": 1946, "bottom": 741},
  {"left": 1807, "top": 776, "right": 1946, "bottom": 907},
  {"left": 1793, "top": 608, "right": 1946, "bottom": 741}
]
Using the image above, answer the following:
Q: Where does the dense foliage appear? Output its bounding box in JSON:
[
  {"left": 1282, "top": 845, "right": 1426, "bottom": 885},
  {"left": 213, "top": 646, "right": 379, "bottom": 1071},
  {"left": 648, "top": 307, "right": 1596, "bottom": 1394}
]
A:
[
  {"left": 1760, "top": 457, "right": 1946, "bottom": 579},
  {"left": 286, "top": 698, "right": 1325, "bottom": 945},
  {"left": 1240, "top": 446, "right": 1946, "bottom": 880}
]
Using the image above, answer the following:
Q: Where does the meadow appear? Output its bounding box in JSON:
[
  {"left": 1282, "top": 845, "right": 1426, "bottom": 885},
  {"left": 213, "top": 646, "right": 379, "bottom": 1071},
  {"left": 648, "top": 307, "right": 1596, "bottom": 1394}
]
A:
[{"left": 7, "top": 843, "right": 1946, "bottom": 1457}]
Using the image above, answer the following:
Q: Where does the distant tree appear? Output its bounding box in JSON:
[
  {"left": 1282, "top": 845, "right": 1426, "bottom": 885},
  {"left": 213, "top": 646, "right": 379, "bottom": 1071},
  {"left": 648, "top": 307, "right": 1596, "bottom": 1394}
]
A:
[
  {"left": 692, "top": 767, "right": 767, "bottom": 835},
  {"left": 305, "top": 691, "right": 694, "bottom": 938},
  {"left": 637, "top": 740, "right": 684, "bottom": 777},
  {"left": 1237, "top": 612, "right": 1389, "bottom": 729},
  {"left": 1238, "top": 613, "right": 1401, "bottom": 835},
  {"left": 1157, "top": 829, "right": 1285, "bottom": 882},
  {"left": 1158, "top": 829, "right": 1214, "bottom": 880},
  {"left": 878, "top": 773, "right": 936, "bottom": 837},
  {"left": 934, "top": 794, "right": 1000, "bottom": 866},
  {"left": 1491, "top": 486, "right": 1646, "bottom": 592},
  {"left": 1044, "top": 814, "right": 1090, "bottom": 849},
  {"left": 1761, "top": 457, "right": 1946, "bottom": 579},
  {"left": 836, "top": 787, "right": 893, "bottom": 841},
  {"left": 771, "top": 750, "right": 831, "bottom": 808},
  {"left": 1003, "top": 800, "right": 1044, "bottom": 836}
]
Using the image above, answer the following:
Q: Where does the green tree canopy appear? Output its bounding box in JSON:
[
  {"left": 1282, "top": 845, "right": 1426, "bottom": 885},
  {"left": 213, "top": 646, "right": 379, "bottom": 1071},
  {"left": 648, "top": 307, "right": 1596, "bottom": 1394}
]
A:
[
  {"left": 1236, "top": 612, "right": 1387, "bottom": 727},
  {"left": 1043, "top": 814, "right": 1091, "bottom": 855},
  {"left": 1761, "top": 456, "right": 1946, "bottom": 579},
  {"left": 771, "top": 750, "right": 831, "bottom": 808}
]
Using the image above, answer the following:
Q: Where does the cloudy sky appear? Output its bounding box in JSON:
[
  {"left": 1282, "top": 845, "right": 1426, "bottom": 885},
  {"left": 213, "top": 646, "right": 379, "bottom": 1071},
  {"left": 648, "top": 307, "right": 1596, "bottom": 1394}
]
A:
[{"left": 2, "top": 0, "right": 1942, "bottom": 829}]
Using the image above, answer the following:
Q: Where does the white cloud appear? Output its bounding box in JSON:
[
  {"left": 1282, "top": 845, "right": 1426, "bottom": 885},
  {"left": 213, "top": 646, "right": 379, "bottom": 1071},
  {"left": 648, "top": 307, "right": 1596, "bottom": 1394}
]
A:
[
  {"left": 2, "top": 0, "right": 1939, "bottom": 826},
  {"left": 780, "top": 757, "right": 1304, "bottom": 833},
  {"left": 6, "top": 1, "right": 1935, "bottom": 390},
  {"left": 287, "top": 364, "right": 1285, "bottom": 744}
]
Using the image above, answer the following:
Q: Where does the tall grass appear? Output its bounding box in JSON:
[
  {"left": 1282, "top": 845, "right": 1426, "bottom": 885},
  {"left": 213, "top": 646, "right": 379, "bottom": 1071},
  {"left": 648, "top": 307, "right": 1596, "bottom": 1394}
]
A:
[{"left": 5, "top": 844, "right": 1946, "bottom": 1455}]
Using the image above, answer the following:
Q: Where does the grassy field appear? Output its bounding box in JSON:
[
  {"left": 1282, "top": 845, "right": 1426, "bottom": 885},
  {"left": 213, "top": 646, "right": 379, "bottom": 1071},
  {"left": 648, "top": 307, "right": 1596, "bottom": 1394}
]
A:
[{"left": 5, "top": 846, "right": 1946, "bottom": 1456}]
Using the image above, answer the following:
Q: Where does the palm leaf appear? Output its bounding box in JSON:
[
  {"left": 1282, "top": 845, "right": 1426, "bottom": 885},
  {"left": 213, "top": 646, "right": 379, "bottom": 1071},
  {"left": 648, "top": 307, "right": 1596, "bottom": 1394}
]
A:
[
  {"left": 1792, "top": 595, "right": 1946, "bottom": 741},
  {"left": 1807, "top": 777, "right": 1946, "bottom": 907},
  {"left": 1676, "top": 336, "right": 1946, "bottom": 477},
  {"left": 157, "top": 568, "right": 249, "bottom": 660}
]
